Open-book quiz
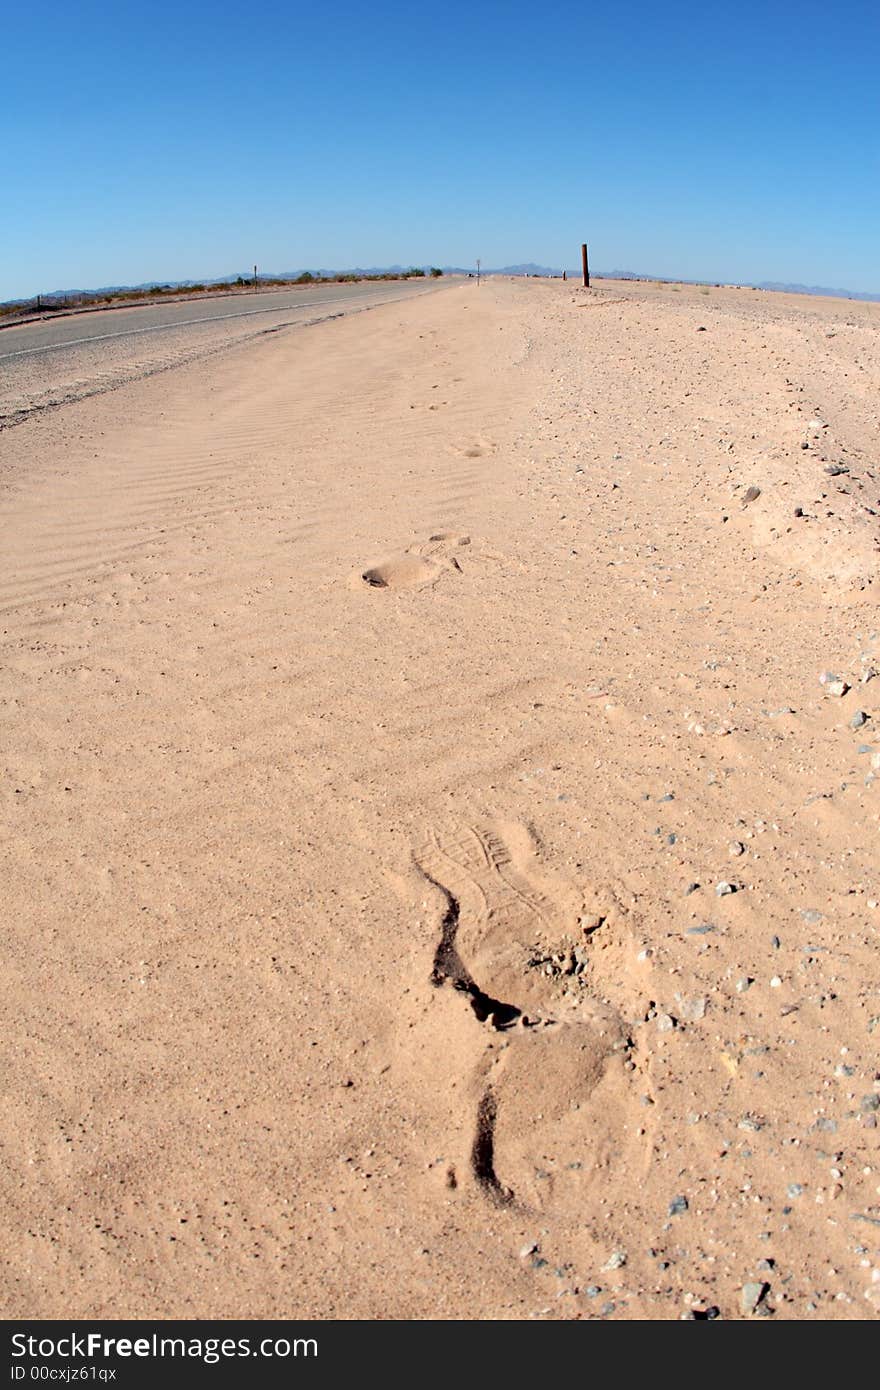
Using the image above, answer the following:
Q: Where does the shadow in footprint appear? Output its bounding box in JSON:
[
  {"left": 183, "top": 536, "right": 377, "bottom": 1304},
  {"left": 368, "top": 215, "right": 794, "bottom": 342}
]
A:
[{"left": 471, "top": 1091, "right": 514, "bottom": 1206}]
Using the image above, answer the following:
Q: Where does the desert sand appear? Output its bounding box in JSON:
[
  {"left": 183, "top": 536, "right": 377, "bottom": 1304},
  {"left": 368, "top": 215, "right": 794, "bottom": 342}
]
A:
[{"left": 2, "top": 276, "right": 879, "bottom": 1320}]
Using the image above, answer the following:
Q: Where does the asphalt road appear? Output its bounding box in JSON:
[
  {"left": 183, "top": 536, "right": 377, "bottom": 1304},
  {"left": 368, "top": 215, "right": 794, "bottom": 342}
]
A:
[
  {"left": 0, "top": 278, "right": 447, "bottom": 360},
  {"left": 0, "top": 278, "right": 454, "bottom": 426}
]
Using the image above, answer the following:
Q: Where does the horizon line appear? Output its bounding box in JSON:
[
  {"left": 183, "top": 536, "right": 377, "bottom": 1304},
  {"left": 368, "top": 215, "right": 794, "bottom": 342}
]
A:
[{"left": 4, "top": 265, "right": 879, "bottom": 308}]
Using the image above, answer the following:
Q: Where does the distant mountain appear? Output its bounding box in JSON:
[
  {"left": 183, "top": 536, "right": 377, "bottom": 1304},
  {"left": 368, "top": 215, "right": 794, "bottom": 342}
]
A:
[
  {"left": 25, "top": 279, "right": 224, "bottom": 300},
  {"left": 753, "top": 280, "right": 880, "bottom": 302},
  {"left": 495, "top": 262, "right": 562, "bottom": 276},
  {"left": 569, "top": 270, "right": 880, "bottom": 302}
]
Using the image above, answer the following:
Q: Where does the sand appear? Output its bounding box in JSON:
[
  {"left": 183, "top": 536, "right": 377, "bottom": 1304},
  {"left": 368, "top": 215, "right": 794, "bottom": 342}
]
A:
[{"left": 2, "top": 276, "right": 879, "bottom": 1320}]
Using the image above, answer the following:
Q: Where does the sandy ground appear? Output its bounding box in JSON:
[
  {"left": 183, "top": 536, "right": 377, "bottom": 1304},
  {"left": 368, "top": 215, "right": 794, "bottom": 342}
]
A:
[{"left": 2, "top": 276, "right": 879, "bottom": 1321}]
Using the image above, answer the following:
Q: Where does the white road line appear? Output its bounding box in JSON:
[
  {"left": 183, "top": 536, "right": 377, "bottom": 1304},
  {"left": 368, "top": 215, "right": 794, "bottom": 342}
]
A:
[{"left": 0, "top": 285, "right": 435, "bottom": 361}]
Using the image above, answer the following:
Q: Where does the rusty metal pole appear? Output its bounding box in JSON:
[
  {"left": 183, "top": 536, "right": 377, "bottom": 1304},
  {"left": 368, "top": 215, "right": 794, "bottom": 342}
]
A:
[{"left": 581, "top": 243, "right": 590, "bottom": 288}]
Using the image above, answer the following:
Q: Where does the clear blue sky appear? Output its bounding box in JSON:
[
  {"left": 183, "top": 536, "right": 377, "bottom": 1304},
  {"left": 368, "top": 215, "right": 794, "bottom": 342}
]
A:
[{"left": 3, "top": 0, "right": 878, "bottom": 298}]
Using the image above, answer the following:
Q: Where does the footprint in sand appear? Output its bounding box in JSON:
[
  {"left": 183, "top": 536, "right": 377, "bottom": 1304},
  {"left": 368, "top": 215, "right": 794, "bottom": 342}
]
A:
[
  {"left": 449, "top": 436, "right": 497, "bottom": 460},
  {"left": 358, "top": 533, "right": 471, "bottom": 591},
  {"left": 414, "top": 821, "right": 649, "bottom": 1210},
  {"left": 361, "top": 554, "right": 439, "bottom": 589}
]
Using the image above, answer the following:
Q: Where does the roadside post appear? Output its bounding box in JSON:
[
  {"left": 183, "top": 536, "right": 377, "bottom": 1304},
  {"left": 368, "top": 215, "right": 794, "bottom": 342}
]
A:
[{"left": 581, "top": 243, "right": 590, "bottom": 289}]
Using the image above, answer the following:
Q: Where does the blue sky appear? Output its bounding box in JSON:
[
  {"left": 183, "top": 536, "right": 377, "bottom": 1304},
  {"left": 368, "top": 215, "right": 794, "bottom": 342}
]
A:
[{"left": 3, "top": 0, "right": 878, "bottom": 298}]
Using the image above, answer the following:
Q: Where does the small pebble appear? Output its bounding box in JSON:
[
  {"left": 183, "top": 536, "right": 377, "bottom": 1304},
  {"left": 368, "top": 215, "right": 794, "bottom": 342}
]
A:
[
  {"left": 716, "top": 880, "right": 737, "bottom": 896},
  {"left": 669, "top": 1194, "right": 689, "bottom": 1216},
  {"left": 675, "top": 994, "right": 707, "bottom": 1021}
]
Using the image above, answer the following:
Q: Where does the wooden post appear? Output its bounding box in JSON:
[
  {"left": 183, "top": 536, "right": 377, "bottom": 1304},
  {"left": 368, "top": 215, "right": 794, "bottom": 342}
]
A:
[
  {"left": 581, "top": 243, "right": 590, "bottom": 289},
  {"left": 253, "top": 264, "right": 258, "bottom": 292},
  {"left": 476, "top": 258, "right": 481, "bottom": 286}
]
